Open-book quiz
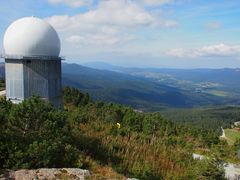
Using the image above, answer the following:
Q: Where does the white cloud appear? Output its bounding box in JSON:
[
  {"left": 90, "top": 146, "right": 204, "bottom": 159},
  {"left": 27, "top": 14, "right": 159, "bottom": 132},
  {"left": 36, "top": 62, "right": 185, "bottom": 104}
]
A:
[
  {"left": 66, "top": 34, "right": 134, "bottom": 46},
  {"left": 163, "top": 20, "right": 178, "bottom": 28},
  {"left": 48, "top": 0, "right": 179, "bottom": 8},
  {"left": 142, "top": 0, "right": 174, "bottom": 5},
  {"left": 166, "top": 44, "right": 240, "bottom": 58},
  {"left": 140, "top": 0, "right": 186, "bottom": 6},
  {"left": 48, "top": 0, "right": 92, "bottom": 8},
  {"left": 46, "top": 0, "right": 159, "bottom": 46}
]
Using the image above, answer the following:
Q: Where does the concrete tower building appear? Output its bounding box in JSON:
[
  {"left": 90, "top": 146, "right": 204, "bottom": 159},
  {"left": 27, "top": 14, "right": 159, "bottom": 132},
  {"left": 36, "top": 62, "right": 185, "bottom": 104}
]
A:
[{"left": 3, "top": 17, "right": 62, "bottom": 108}]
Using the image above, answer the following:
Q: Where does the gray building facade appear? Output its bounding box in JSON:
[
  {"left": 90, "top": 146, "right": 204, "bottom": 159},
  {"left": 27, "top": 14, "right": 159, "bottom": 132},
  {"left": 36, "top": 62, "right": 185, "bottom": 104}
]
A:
[{"left": 5, "top": 58, "right": 62, "bottom": 108}]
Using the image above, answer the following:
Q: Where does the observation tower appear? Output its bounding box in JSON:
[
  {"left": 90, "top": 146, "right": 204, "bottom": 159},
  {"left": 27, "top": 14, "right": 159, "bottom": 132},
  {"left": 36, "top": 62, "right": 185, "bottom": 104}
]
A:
[{"left": 2, "top": 17, "right": 62, "bottom": 108}]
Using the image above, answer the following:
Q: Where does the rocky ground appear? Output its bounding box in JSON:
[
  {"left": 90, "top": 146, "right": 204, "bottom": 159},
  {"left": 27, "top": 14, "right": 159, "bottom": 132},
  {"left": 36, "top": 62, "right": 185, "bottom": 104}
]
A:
[
  {"left": 0, "top": 168, "right": 90, "bottom": 180},
  {"left": 0, "top": 168, "right": 139, "bottom": 180}
]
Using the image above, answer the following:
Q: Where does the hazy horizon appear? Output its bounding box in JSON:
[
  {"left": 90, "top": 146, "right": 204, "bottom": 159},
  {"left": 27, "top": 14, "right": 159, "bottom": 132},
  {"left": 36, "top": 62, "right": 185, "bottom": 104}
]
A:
[{"left": 1, "top": 59, "right": 240, "bottom": 70}]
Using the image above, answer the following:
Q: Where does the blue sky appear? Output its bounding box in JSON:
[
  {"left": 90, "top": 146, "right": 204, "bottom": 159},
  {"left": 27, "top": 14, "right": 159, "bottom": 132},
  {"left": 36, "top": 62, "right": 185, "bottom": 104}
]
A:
[{"left": 0, "top": 0, "right": 240, "bottom": 68}]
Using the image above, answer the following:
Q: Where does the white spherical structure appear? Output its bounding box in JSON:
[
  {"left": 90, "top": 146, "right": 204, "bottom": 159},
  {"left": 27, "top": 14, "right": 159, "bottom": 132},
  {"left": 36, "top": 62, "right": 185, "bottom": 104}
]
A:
[{"left": 3, "top": 17, "right": 60, "bottom": 57}]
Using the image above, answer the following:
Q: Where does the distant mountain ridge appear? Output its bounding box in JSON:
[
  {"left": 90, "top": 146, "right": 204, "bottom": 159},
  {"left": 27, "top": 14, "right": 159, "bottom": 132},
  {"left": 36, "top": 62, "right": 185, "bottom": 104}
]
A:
[
  {"left": 63, "top": 63, "right": 240, "bottom": 111},
  {"left": 84, "top": 62, "right": 240, "bottom": 86},
  {"left": 84, "top": 62, "right": 240, "bottom": 103}
]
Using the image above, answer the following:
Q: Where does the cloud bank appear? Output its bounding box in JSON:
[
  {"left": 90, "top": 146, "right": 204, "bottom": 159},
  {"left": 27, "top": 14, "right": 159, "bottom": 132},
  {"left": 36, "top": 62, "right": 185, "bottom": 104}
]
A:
[
  {"left": 48, "top": 0, "right": 178, "bottom": 8},
  {"left": 48, "top": 0, "right": 92, "bottom": 8},
  {"left": 47, "top": 0, "right": 176, "bottom": 46},
  {"left": 166, "top": 44, "right": 240, "bottom": 58}
]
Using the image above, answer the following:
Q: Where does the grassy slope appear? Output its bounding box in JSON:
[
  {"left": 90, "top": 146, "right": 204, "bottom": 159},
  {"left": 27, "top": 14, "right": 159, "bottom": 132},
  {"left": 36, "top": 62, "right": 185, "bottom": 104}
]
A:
[{"left": 225, "top": 129, "right": 240, "bottom": 145}]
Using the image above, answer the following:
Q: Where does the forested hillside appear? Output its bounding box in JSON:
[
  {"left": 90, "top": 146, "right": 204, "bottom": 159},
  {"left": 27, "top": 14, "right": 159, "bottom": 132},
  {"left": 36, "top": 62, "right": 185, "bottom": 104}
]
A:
[
  {"left": 1, "top": 87, "right": 238, "bottom": 179},
  {"left": 160, "top": 106, "right": 240, "bottom": 133},
  {"left": 0, "top": 62, "right": 239, "bottom": 111},
  {"left": 62, "top": 63, "right": 235, "bottom": 111}
]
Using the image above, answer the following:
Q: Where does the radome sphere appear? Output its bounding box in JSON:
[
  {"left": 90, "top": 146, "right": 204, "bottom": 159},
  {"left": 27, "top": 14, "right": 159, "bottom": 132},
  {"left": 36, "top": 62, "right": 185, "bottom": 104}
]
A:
[{"left": 3, "top": 17, "right": 60, "bottom": 57}]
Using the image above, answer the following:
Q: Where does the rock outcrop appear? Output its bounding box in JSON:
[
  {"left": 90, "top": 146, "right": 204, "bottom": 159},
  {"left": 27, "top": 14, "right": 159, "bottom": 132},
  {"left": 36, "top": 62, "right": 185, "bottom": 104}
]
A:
[{"left": 0, "top": 168, "right": 90, "bottom": 180}]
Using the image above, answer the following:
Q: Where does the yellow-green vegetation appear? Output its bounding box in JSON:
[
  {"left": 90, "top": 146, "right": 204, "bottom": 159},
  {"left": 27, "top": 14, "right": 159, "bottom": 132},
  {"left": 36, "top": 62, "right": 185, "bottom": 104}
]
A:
[
  {"left": 0, "top": 87, "right": 227, "bottom": 179},
  {"left": 224, "top": 129, "right": 240, "bottom": 145}
]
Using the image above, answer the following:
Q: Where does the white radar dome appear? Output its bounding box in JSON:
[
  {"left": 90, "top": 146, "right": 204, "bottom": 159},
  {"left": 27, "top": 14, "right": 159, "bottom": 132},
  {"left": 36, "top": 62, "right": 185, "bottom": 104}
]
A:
[{"left": 3, "top": 17, "right": 60, "bottom": 57}]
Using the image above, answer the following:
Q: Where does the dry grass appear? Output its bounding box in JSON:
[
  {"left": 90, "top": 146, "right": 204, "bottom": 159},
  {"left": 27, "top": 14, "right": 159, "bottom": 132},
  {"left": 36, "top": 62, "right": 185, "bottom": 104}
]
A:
[{"left": 79, "top": 121, "right": 190, "bottom": 179}]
